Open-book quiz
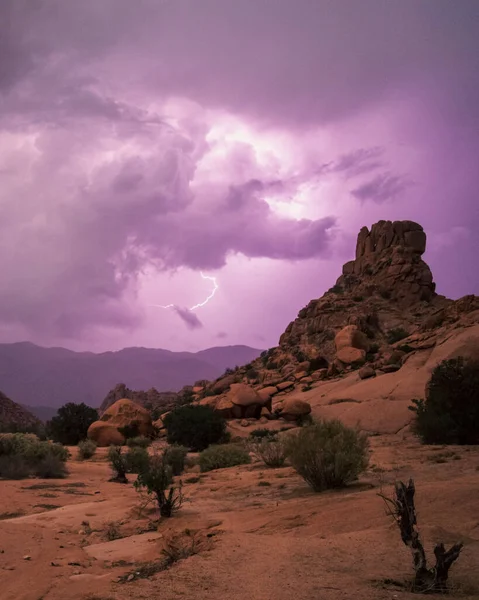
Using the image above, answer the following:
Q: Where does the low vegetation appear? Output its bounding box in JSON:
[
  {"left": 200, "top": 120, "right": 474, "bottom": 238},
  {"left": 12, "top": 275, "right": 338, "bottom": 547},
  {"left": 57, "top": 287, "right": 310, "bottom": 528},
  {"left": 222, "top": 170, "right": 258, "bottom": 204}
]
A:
[
  {"left": 285, "top": 420, "right": 369, "bottom": 492},
  {"left": 0, "top": 433, "right": 69, "bottom": 480},
  {"left": 134, "top": 452, "right": 183, "bottom": 517},
  {"left": 163, "top": 445, "right": 188, "bottom": 476},
  {"left": 410, "top": 357, "right": 479, "bottom": 444},
  {"left": 107, "top": 446, "right": 129, "bottom": 483},
  {"left": 251, "top": 436, "right": 287, "bottom": 468},
  {"left": 126, "top": 435, "right": 151, "bottom": 448},
  {"left": 199, "top": 443, "right": 251, "bottom": 472},
  {"left": 163, "top": 405, "right": 228, "bottom": 451},
  {"left": 77, "top": 439, "right": 97, "bottom": 460},
  {"left": 125, "top": 446, "right": 150, "bottom": 474}
]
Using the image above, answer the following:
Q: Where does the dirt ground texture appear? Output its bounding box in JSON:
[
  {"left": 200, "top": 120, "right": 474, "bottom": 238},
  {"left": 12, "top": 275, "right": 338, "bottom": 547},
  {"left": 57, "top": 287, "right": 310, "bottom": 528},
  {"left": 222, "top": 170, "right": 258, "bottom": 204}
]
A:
[{"left": 1, "top": 436, "right": 479, "bottom": 600}]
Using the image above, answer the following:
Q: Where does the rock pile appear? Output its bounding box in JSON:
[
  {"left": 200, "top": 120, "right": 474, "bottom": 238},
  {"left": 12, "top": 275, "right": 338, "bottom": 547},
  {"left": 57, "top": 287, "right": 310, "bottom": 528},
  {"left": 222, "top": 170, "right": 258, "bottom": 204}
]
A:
[{"left": 88, "top": 398, "right": 153, "bottom": 446}]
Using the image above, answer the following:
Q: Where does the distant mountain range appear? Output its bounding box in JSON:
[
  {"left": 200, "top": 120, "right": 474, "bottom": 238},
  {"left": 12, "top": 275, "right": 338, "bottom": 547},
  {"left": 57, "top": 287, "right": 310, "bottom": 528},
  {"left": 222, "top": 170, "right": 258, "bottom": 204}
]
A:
[{"left": 0, "top": 342, "right": 263, "bottom": 415}]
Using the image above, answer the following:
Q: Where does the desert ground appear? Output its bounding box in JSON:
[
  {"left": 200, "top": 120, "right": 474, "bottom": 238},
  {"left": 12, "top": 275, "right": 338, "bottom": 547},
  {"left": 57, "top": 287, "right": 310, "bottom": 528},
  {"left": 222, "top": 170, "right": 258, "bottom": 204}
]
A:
[{"left": 1, "top": 434, "right": 479, "bottom": 600}]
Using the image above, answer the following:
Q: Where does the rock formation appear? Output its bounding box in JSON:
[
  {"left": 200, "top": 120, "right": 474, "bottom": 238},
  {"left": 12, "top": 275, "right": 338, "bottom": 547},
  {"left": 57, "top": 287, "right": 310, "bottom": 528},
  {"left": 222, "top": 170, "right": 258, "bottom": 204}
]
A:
[
  {"left": 99, "top": 383, "right": 181, "bottom": 415},
  {"left": 88, "top": 398, "right": 153, "bottom": 446},
  {"left": 190, "top": 219, "right": 479, "bottom": 435}
]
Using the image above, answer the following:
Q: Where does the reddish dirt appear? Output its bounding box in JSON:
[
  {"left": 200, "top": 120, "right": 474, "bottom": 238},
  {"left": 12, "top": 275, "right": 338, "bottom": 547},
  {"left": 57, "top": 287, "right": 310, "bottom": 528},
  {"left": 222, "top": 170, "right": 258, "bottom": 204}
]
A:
[{"left": 1, "top": 437, "right": 479, "bottom": 600}]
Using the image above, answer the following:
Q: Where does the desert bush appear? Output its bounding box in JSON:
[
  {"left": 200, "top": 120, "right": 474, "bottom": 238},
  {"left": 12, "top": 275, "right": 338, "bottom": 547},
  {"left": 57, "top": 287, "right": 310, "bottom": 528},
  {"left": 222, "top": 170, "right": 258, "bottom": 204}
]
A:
[
  {"left": 386, "top": 327, "right": 409, "bottom": 344},
  {"left": 78, "top": 439, "right": 97, "bottom": 460},
  {"left": 134, "top": 452, "right": 183, "bottom": 517},
  {"left": 118, "top": 422, "right": 141, "bottom": 440},
  {"left": 251, "top": 438, "right": 287, "bottom": 468},
  {"left": 249, "top": 428, "right": 277, "bottom": 441},
  {"left": 0, "top": 433, "right": 69, "bottom": 479},
  {"left": 126, "top": 436, "right": 151, "bottom": 448},
  {"left": 47, "top": 402, "right": 98, "bottom": 445},
  {"left": 163, "top": 445, "right": 188, "bottom": 476},
  {"left": 199, "top": 444, "right": 251, "bottom": 472},
  {"left": 285, "top": 420, "right": 369, "bottom": 492},
  {"left": 125, "top": 446, "right": 150, "bottom": 474},
  {"left": 409, "top": 357, "right": 479, "bottom": 444},
  {"left": 163, "top": 405, "right": 227, "bottom": 451},
  {"left": 34, "top": 453, "right": 68, "bottom": 478},
  {"left": 108, "top": 446, "right": 128, "bottom": 483}
]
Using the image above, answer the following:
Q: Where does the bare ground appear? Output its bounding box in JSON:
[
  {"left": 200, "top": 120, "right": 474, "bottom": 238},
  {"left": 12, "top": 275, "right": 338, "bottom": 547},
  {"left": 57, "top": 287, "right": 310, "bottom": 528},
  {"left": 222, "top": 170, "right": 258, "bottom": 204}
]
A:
[{"left": 1, "top": 435, "right": 479, "bottom": 600}]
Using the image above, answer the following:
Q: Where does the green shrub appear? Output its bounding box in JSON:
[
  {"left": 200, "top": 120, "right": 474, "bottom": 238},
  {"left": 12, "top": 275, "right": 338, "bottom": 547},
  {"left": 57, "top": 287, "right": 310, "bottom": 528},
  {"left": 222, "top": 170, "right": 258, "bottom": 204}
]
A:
[
  {"left": 199, "top": 444, "right": 251, "bottom": 472},
  {"left": 285, "top": 420, "right": 369, "bottom": 492},
  {"left": 409, "top": 357, "right": 479, "bottom": 444},
  {"left": 126, "top": 436, "right": 151, "bottom": 448},
  {"left": 163, "top": 405, "right": 227, "bottom": 452},
  {"left": 134, "top": 452, "right": 183, "bottom": 518},
  {"left": 78, "top": 439, "right": 97, "bottom": 460},
  {"left": 0, "top": 433, "right": 69, "bottom": 480},
  {"left": 108, "top": 446, "right": 128, "bottom": 483},
  {"left": 386, "top": 327, "right": 409, "bottom": 344},
  {"left": 249, "top": 429, "right": 278, "bottom": 441},
  {"left": 125, "top": 447, "right": 150, "bottom": 474},
  {"left": 118, "top": 422, "right": 141, "bottom": 440},
  {"left": 34, "top": 454, "right": 68, "bottom": 479},
  {"left": 47, "top": 403, "right": 98, "bottom": 446},
  {"left": 251, "top": 438, "right": 287, "bottom": 468},
  {"left": 163, "top": 445, "right": 188, "bottom": 476}
]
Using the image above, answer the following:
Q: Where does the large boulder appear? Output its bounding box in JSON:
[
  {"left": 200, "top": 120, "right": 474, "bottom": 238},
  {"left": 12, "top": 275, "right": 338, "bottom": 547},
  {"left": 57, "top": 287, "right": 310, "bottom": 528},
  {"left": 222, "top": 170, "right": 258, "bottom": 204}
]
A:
[
  {"left": 335, "top": 325, "right": 369, "bottom": 352},
  {"left": 227, "top": 383, "right": 272, "bottom": 418},
  {"left": 87, "top": 421, "right": 125, "bottom": 447},
  {"left": 278, "top": 398, "right": 312, "bottom": 422},
  {"left": 337, "top": 347, "right": 366, "bottom": 365},
  {"left": 88, "top": 398, "right": 153, "bottom": 446}
]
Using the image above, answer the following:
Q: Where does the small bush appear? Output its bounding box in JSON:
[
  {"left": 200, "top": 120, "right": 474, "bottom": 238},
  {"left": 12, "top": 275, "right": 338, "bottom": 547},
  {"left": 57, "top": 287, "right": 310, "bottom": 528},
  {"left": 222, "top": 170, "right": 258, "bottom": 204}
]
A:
[
  {"left": 34, "top": 454, "right": 68, "bottom": 479},
  {"left": 108, "top": 446, "right": 128, "bottom": 483},
  {"left": 134, "top": 452, "right": 183, "bottom": 518},
  {"left": 199, "top": 444, "right": 251, "bottom": 472},
  {"left": 163, "top": 445, "right": 188, "bottom": 476},
  {"left": 252, "top": 438, "right": 287, "bottom": 468},
  {"left": 0, "top": 433, "right": 69, "bottom": 480},
  {"left": 163, "top": 405, "right": 227, "bottom": 452},
  {"left": 386, "top": 327, "right": 409, "bottom": 344},
  {"left": 410, "top": 357, "right": 479, "bottom": 444},
  {"left": 285, "top": 420, "right": 369, "bottom": 492},
  {"left": 78, "top": 439, "right": 97, "bottom": 460},
  {"left": 126, "top": 436, "right": 151, "bottom": 448},
  {"left": 125, "top": 447, "right": 150, "bottom": 474},
  {"left": 249, "top": 429, "right": 278, "bottom": 441}
]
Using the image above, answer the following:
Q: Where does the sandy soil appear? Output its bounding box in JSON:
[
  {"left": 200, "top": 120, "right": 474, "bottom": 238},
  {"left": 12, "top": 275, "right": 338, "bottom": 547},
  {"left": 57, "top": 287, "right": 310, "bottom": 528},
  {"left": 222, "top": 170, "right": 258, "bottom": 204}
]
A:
[{"left": 1, "top": 436, "right": 479, "bottom": 600}]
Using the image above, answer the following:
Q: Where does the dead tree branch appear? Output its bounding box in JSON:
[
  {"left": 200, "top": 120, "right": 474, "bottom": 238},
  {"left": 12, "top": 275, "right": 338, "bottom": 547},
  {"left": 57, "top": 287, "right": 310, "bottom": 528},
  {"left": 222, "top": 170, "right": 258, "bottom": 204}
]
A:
[{"left": 379, "top": 478, "right": 463, "bottom": 593}]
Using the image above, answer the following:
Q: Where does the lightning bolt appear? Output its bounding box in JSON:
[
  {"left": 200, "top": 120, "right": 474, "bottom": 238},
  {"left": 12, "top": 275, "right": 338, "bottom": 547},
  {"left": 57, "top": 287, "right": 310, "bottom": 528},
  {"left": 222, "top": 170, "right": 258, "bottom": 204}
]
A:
[
  {"left": 150, "top": 272, "right": 219, "bottom": 311},
  {"left": 190, "top": 272, "right": 219, "bottom": 310}
]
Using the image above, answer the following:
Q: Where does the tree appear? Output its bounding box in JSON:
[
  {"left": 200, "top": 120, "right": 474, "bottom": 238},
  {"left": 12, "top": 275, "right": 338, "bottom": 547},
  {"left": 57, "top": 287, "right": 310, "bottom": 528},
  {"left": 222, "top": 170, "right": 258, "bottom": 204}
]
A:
[
  {"left": 47, "top": 403, "right": 98, "bottom": 445},
  {"left": 163, "top": 405, "right": 227, "bottom": 452}
]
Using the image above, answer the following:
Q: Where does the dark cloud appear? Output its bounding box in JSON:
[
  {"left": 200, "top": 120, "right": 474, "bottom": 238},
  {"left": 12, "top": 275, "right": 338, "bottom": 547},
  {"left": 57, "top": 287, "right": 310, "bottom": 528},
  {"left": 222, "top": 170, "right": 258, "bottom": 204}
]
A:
[
  {"left": 350, "top": 173, "right": 412, "bottom": 204},
  {"left": 216, "top": 331, "right": 228, "bottom": 339},
  {"left": 173, "top": 307, "right": 203, "bottom": 330}
]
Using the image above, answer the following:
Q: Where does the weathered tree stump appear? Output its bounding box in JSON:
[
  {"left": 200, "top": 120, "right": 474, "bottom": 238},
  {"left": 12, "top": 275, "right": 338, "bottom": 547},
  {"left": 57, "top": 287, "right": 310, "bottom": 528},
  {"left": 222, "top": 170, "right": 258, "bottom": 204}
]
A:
[{"left": 380, "top": 479, "right": 463, "bottom": 593}]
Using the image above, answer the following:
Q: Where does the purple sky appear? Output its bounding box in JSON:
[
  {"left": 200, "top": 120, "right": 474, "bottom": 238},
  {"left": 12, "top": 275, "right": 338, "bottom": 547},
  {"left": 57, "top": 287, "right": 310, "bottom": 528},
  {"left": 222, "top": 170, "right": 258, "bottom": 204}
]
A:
[{"left": 0, "top": 0, "right": 478, "bottom": 353}]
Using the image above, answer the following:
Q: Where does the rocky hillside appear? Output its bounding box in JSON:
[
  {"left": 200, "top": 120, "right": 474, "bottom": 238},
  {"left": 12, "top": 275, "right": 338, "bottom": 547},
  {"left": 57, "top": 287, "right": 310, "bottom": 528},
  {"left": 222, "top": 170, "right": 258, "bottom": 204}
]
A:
[
  {"left": 0, "top": 391, "right": 42, "bottom": 432},
  {"left": 191, "top": 220, "right": 479, "bottom": 436}
]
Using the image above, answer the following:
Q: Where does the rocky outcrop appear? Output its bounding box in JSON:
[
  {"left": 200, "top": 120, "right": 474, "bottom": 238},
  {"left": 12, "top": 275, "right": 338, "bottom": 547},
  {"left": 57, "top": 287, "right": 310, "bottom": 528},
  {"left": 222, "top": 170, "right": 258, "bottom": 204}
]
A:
[
  {"left": 278, "top": 220, "right": 449, "bottom": 364},
  {"left": 88, "top": 398, "right": 153, "bottom": 446},
  {"left": 100, "top": 383, "right": 180, "bottom": 415},
  {"left": 0, "top": 391, "right": 42, "bottom": 432},
  {"left": 338, "top": 220, "right": 435, "bottom": 305}
]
